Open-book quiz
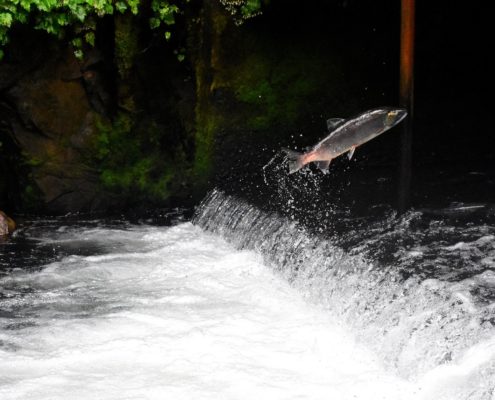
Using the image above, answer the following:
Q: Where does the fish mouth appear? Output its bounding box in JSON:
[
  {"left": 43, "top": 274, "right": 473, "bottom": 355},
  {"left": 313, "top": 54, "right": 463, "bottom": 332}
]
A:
[{"left": 386, "top": 108, "right": 408, "bottom": 126}]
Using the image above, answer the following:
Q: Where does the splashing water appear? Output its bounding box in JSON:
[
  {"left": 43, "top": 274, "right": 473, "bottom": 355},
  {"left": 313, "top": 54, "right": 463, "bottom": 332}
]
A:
[
  {"left": 193, "top": 189, "right": 495, "bottom": 399},
  {"left": 262, "top": 150, "right": 332, "bottom": 222}
]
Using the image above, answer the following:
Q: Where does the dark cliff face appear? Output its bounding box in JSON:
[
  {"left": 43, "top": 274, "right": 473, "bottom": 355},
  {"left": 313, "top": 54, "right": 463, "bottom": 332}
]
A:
[
  {"left": 1, "top": 35, "right": 105, "bottom": 213},
  {"left": 0, "top": 19, "right": 194, "bottom": 214},
  {"left": 0, "top": 1, "right": 492, "bottom": 214}
]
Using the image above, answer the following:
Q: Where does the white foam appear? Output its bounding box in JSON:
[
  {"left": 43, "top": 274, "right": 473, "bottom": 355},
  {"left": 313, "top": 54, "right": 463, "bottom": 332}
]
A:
[
  {"left": 416, "top": 336, "right": 495, "bottom": 400},
  {"left": 408, "top": 250, "right": 424, "bottom": 257},
  {"left": 0, "top": 223, "right": 413, "bottom": 400},
  {"left": 445, "top": 241, "right": 467, "bottom": 250}
]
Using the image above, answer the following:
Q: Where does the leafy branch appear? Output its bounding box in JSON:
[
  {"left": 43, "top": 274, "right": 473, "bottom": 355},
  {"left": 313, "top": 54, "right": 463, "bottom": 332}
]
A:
[{"left": 0, "top": 0, "right": 183, "bottom": 59}]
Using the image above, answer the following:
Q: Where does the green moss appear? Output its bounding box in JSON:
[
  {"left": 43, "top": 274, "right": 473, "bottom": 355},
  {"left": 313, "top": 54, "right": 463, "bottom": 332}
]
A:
[
  {"left": 193, "top": 113, "right": 220, "bottom": 182},
  {"left": 20, "top": 181, "right": 44, "bottom": 212},
  {"left": 89, "top": 113, "right": 185, "bottom": 202},
  {"left": 114, "top": 13, "right": 139, "bottom": 81},
  {"left": 23, "top": 154, "right": 45, "bottom": 168},
  {"left": 232, "top": 52, "right": 328, "bottom": 130}
]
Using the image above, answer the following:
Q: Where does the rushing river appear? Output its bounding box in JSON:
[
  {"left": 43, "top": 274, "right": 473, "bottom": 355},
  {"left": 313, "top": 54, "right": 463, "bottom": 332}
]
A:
[{"left": 1, "top": 188, "right": 494, "bottom": 399}]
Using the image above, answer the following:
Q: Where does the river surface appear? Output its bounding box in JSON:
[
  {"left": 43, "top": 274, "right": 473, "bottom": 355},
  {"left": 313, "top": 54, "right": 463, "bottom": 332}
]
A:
[{"left": 1, "top": 184, "right": 495, "bottom": 399}]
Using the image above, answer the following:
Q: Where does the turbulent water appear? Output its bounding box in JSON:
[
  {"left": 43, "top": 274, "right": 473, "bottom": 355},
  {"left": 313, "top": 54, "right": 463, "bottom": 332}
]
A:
[
  {"left": 1, "top": 186, "right": 494, "bottom": 399},
  {"left": 194, "top": 189, "right": 495, "bottom": 399}
]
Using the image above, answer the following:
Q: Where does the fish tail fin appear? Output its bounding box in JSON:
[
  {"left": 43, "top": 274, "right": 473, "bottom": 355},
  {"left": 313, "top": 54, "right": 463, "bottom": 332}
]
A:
[{"left": 282, "top": 148, "right": 305, "bottom": 174}]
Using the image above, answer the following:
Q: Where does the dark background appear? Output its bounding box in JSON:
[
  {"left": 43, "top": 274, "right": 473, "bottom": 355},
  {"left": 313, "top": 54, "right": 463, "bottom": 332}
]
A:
[
  {"left": 258, "top": 0, "right": 492, "bottom": 162},
  {"left": 0, "top": 0, "right": 492, "bottom": 216},
  {"left": 215, "top": 0, "right": 494, "bottom": 213}
]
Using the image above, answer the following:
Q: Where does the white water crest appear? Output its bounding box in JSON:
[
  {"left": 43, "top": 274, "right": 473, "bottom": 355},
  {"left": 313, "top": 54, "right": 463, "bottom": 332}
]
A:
[{"left": 1, "top": 222, "right": 413, "bottom": 400}]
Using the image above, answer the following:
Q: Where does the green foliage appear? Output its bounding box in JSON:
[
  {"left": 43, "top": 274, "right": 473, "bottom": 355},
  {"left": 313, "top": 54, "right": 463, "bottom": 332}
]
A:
[
  {"left": 0, "top": 0, "right": 264, "bottom": 58},
  {"left": 219, "top": 0, "right": 263, "bottom": 25},
  {"left": 0, "top": 0, "right": 183, "bottom": 60},
  {"left": 151, "top": 0, "right": 178, "bottom": 28}
]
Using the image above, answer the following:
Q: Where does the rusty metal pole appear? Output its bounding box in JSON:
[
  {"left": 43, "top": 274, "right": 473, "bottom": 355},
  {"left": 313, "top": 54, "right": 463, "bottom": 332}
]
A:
[{"left": 398, "top": 0, "right": 415, "bottom": 213}]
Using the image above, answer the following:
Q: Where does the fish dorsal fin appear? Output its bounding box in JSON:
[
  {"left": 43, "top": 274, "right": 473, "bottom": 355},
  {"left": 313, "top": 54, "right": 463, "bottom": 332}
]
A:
[{"left": 326, "top": 118, "right": 346, "bottom": 132}]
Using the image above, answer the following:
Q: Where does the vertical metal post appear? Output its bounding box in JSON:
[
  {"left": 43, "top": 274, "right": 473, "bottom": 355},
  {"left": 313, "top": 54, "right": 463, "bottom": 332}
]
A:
[{"left": 398, "top": 0, "right": 415, "bottom": 213}]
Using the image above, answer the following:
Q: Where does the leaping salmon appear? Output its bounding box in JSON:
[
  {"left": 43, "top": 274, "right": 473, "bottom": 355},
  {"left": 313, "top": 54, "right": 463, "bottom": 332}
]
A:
[{"left": 283, "top": 107, "right": 407, "bottom": 174}]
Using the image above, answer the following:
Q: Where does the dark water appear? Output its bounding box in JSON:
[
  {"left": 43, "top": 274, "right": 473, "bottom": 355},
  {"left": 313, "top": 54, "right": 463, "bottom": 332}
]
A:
[{"left": 0, "top": 209, "right": 188, "bottom": 278}]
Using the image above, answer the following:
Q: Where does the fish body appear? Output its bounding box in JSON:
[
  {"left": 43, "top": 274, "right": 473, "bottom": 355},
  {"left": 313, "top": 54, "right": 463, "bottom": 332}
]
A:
[{"left": 284, "top": 107, "right": 407, "bottom": 173}]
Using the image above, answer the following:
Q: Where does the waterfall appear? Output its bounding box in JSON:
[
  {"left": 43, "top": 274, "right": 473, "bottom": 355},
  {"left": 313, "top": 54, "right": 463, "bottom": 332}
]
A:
[{"left": 194, "top": 189, "right": 495, "bottom": 396}]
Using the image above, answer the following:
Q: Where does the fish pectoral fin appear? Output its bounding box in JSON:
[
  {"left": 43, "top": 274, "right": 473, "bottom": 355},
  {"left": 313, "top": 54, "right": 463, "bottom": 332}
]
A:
[
  {"left": 315, "top": 159, "right": 331, "bottom": 174},
  {"left": 326, "top": 118, "right": 346, "bottom": 132},
  {"left": 347, "top": 146, "right": 356, "bottom": 160}
]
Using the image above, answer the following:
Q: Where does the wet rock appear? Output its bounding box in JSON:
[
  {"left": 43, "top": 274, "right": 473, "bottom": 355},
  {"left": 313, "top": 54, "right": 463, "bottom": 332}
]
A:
[
  {"left": 0, "top": 211, "right": 15, "bottom": 235},
  {"left": 2, "top": 38, "right": 113, "bottom": 213}
]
